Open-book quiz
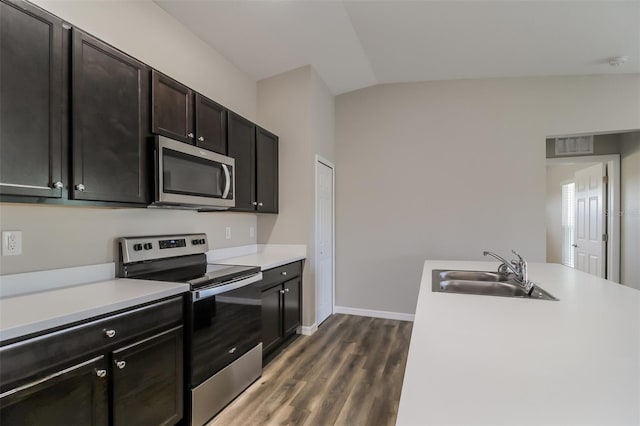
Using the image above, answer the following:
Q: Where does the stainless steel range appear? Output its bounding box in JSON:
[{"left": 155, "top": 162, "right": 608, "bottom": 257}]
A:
[{"left": 117, "top": 234, "right": 263, "bottom": 426}]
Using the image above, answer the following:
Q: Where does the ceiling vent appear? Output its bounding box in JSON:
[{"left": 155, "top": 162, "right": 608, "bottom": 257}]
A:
[{"left": 555, "top": 136, "right": 593, "bottom": 156}]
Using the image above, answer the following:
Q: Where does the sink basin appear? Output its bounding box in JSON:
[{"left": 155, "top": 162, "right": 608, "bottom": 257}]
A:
[
  {"left": 432, "top": 270, "right": 558, "bottom": 301},
  {"left": 439, "top": 270, "right": 511, "bottom": 282}
]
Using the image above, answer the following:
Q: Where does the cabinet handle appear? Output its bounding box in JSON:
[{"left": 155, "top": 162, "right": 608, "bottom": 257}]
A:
[
  {"left": 280, "top": 289, "right": 285, "bottom": 294},
  {"left": 258, "top": 202, "right": 264, "bottom": 207},
  {"left": 116, "top": 361, "right": 126, "bottom": 369},
  {"left": 105, "top": 329, "right": 116, "bottom": 338},
  {"left": 198, "top": 136, "right": 205, "bottom": 142},
  {"left": 228, "top": 347, "right": 237, "bottom": 354},
  {"left": 187, "top": 133, "right": 194, "bottom": 138},
  {"left": 52, "top": 181, "right": 63, "bottom": 189},
  {"left": 96, "top": 369, "right": 107, "bottom": 378},
  {"left": 252, "top": 202, "right": 258, "bottom": 206},
  {"left": 281, "top": 271, "right": 287, "bottom": 276},
  {"left": 75, "top": 183, "right": 85, "bottom": 191},
  {"left": 285, "top": 288, "right": 290, "bottom": 293}
]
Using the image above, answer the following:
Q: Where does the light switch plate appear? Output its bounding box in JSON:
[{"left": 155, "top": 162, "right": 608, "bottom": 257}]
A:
[{"left": 2, "top": 231, "right": 22, "bottom": 256}]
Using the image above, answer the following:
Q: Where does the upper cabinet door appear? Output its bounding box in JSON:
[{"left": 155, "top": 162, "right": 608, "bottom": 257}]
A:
[
  {"left": 0, "top": 0, "right": 63, "bottom": 198},
  {"left": 194, "top": 93, "right": 227, "bottom": 154},
  {"left": 71, "top": 29, "right": 149, "bottom": 203},
  {"left": 151, "top": 70, "right": 194, "bottom": 144},
  {"left": 256, "top": 127, "right": 278, "bottom": 213},
  {"left": 227, "top": 111, "right": 256, "bottom": 212}
]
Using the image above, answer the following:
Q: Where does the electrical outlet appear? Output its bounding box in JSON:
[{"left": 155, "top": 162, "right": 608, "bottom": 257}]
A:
[
  {"left": 225, "top": 227, "right": 231, "bottom": 240},
  {"left": 250, "top": 227, "right": 255, "bottom": 238},
  {"left": 2, "top": 231, "right": 22, "bottom": 256}
]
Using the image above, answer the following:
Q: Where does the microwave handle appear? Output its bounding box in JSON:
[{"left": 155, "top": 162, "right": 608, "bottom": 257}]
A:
[{"left": 222, "top": 164, "right": 231, "bottom": 198}]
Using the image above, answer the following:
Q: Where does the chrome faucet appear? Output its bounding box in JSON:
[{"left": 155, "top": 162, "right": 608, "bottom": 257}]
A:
[{"left": 483, "top": 250, "right": 534, "bottom": 294}]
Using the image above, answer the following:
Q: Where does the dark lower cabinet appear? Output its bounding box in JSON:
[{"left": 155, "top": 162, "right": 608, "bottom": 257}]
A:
[
  {"left": 0, "top": 355, "right": 109, "bottom": 426},
  {"left": 261, "top": 284, "right": 283, "bottom": 355},
  {"left": 112, "top": 327, "right": 183, "bottom": 426},
  {"left": 282, "top": 278, "right": 301, "bottom": 337},
  {"left": 0, "top": 297, "right": 184, "bottom": 425},
  {"left": 71, "top": 29, "right": 149, "bottom": 203},
  {"left": 260, "top": 262, "right": 303, "bottom": 358},
  {"left": 0, "top": 0, "right": 64, "bottom": 198}
]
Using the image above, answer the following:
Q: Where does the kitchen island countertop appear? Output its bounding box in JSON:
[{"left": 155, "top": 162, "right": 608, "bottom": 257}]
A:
[{"left": 397, "top": 260, "right": 640, "bottom": 425}]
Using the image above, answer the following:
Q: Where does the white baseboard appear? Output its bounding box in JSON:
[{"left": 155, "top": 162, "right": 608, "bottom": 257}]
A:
[
  {"left": 298, "top": 323, "right": 318, "bottom": 336},
  {"left": 334, "top": 306, "right": 414, "bottom": 322}
]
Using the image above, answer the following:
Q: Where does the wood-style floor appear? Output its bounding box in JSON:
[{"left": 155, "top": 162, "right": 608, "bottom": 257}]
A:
[{"left": 209, "top": 314, "right": 413, "bottom": 426}]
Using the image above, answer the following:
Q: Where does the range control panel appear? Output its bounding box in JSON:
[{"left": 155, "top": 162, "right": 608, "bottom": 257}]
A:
[{"left": 119, "top": 234, "right": 208, "bottom": 263}]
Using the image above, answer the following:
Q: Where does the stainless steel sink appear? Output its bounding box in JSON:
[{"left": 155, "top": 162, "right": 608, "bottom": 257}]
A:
[{"left": 432, "top": 270, "right": 558, "bottom": 301}]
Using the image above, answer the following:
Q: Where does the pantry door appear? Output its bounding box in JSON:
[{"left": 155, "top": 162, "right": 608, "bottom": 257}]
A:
[
  {"left": 316, "top": 157, "right": 334, "bottom": 326},
  {"left": 574, "top": 163, "right": 606, "bottom": 277}
]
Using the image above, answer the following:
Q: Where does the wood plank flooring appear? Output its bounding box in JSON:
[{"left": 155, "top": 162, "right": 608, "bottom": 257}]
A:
[{"left": 209, "top": 314, "right": 413, "bottom": 426}]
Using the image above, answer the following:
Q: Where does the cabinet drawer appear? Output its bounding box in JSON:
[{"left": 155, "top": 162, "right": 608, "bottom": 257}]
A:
[
  {"left": 259, "top": 261, "right": 302, "bottom": 290},
  {"left": 0, "top": 297, "right": 183, "bottom": 391}
]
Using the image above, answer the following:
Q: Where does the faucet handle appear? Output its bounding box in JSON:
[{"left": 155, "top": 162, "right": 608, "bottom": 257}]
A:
[{"left": 511, "top": 250, "right": 524, "bottom": 263}]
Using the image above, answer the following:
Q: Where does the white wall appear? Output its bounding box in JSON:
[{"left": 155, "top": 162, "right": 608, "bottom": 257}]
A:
[
  {"left": 1, "top": 1, "right": 259, "bottom": 276},
  {"left": 335, "top": 75, "right": 640, "bottom": 315},
  {"left": 256, "top": 66, "right": 335, "bottom": 327},
  {"left": 620, "top": 132, "right": 640, "bottom": 290}
]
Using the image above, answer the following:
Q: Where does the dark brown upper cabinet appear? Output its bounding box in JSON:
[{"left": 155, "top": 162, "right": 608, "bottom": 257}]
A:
[
  {"left": 71, "top": 29, "right": 150, "bottom": 204},
  {"left": 151, "top": 70, "right": 227, "bottom": 154},
  {"left": 228, "top": 111, "right": 278, "bottom": 213},
  {"left": 227, "top": 111, "right": 256, "bottom": 211},
  {"left": 151, "top": 70, "right": 193, "bottom": 144},
  {"left": 0, "top": 0, "right": 64, "bottom": 198},
  {"left": 256, "top": 127, "right": 279, "bottom": 213}
]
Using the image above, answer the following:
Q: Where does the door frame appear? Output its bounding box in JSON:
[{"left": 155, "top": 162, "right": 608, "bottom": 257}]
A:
[
  {"left": 546, "top": 154, "right": 621, "bottom": 282},
  {"left": 314, "top": 155, "right": 336, "bottom": 326}
]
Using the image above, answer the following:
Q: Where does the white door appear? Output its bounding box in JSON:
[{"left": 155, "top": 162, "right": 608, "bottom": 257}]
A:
[
  {"left": 316, "top": 159, "right": 334, "bottom": 326},
  {"left": 574, "top": 163, "right": 606, "bottom": 277}
]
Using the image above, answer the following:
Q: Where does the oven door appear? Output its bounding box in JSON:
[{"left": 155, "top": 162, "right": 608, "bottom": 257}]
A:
[
  {"left": 188, "top": 274, "right": 262, "bottom": 387},
  {"left": 155, "top": 136, "right": 235, "bottom": 209}
]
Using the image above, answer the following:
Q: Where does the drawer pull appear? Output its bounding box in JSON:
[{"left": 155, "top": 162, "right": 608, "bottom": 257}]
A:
[
  {"left": 96, "top": 369, "right": 107, "bottom": 378},
  {"left": 105, "top": 329, "right": 116, "bottom": 338},
  {"left": 116, "top": 361, "right": 126, "bottom": 369},
  {"left": 281, "top": 271, "right": 287, "bottom": 276}
]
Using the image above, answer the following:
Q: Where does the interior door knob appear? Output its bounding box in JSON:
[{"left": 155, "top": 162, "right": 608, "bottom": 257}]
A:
[{"left": 571, "top": 244, "right": 578, "bottom": 248}]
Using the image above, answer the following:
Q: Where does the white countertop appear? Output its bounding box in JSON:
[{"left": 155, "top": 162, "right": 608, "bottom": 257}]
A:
[
  {"left": 209, "top": 244, "right": 306, "bottom": 270},
  {"left": 0, "top": 279, "right": 189, "bottom": 343},
  {"left": 397, "top": 260, "right": 640, "bottom": 425}
]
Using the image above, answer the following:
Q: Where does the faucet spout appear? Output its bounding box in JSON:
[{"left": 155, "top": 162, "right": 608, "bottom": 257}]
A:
[{"left": 483, "top": 250, "right": 534, "bottom": 294}]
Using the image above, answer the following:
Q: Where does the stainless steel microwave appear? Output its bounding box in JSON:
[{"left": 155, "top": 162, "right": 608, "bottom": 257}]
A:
[{"left": 151, "top": 136, "right": 235, "bottom": 210}]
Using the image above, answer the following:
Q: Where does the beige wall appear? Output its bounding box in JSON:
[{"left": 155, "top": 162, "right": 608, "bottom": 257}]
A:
[
  {"left": 0, "top": 205, "right": 257, "bottom": 274},
  {"left": 621, "top": 131, "right": 640, "bottom": 290},
  {"left": 1, "top": 1, "right": 259, "bottom": 276},
  {"left": 256, "top": 66, "right": 335, "bottom": 327},
  {"left": 336, "top": 75, "right": 640, "bottom": 315},
  {"left": 545, "top": 163, "right": 596, "bottom": 264}
]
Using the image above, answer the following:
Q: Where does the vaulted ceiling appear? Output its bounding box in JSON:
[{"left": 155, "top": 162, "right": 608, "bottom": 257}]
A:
[{"left": 155, "top": 1, "right": 640, "bottom": 95}]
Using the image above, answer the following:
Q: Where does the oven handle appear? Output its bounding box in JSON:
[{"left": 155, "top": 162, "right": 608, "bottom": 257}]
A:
[{"left": 193, "top": 272, "right": 263, "bottom": 301}]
